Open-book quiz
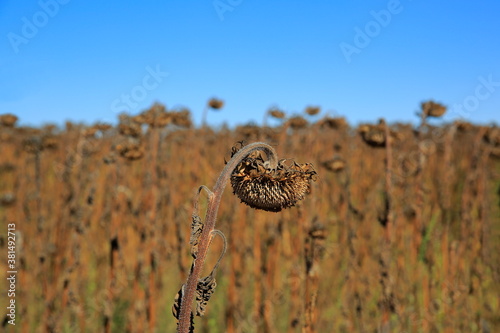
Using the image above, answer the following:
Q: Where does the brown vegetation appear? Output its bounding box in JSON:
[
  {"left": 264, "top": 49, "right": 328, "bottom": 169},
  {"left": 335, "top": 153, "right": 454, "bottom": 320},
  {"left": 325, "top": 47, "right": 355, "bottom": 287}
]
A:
[{"left": 0, "top": 104, "right": 499, "bottom": 332}]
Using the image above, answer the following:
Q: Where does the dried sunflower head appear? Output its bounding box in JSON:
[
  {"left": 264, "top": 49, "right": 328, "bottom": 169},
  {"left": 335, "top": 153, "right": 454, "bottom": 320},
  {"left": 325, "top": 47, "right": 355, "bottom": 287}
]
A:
[
  {"left": 208, "top": 98, "right": 224, "bottom": 110},
  {"left": 287, "top": 116, "right": 308, "bottom": 130},
  {"left": 359, "top": 124, "right": 386, "bottom": 148},
  {"left": 268, "top": 108, "right": 285, "bottom": 119},
  {"left": 305, "top": 106, "right": 321, "bottom": 116},
  {"left": 421, "top": 100, "right": 446, "bottom": 118},
  {"left": 0, "top": 114, "right": 18, "bottom": 127},
  {"left": 115, "top": 140, "right": 144, "bottom": 160},
  {"left": 318, "top": 117, "right": 347, "bottom": 130},
  {"left": 230, "top": 146, "right": 317, "bottom": 212},
  {"left": 322, "top": 156, "right": 346, "bottom": 172},
  {"left": 171, "top": 109, "right": 192, "bottom": 128}
]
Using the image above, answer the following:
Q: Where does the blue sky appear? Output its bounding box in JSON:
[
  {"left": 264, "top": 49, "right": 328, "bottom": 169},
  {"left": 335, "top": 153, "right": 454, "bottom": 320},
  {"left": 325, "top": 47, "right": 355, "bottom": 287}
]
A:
[{"left": 1, "top": 0, "right": 499, "bottom": 128}]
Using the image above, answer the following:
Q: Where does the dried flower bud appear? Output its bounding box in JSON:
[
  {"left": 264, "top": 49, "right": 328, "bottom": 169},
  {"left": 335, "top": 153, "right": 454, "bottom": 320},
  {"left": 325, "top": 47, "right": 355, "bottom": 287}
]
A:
[
  {"left": 230, "top": 146, "right": 317, "bottom": 212},
  {"left": 195, "top": 275, "right": 217, "bottom": 317}
]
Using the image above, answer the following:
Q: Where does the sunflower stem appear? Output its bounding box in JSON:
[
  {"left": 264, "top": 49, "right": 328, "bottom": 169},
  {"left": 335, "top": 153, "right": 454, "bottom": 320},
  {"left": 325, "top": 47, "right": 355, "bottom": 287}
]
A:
[{"left": 177, "top": 142, "right": 278, "bottom": 333}]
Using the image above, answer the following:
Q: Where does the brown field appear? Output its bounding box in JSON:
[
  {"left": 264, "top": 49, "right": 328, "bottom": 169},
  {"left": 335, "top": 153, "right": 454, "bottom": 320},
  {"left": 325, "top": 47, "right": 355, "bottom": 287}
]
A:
[{"left": 0, "top": 105, "right": 499, "bottom": 332}]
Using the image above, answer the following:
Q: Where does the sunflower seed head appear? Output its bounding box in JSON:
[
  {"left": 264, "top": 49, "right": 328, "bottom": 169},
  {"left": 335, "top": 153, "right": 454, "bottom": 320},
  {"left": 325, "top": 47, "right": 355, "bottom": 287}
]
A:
[
  {"left": 0, "top": 114, "right": 18, "bottom": 127},
  {"left": 421, "top": 100, "right": 446, "bottom": 118},
  {"left": 230, "top": 144, "right": 317, "bottom": 212}
]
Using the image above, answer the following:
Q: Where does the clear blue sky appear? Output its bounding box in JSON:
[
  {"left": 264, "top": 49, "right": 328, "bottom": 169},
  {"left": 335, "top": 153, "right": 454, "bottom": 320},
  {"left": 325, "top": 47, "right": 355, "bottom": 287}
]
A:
[{"left": 1, "top": 0, "right": 499, "bottom": 128}]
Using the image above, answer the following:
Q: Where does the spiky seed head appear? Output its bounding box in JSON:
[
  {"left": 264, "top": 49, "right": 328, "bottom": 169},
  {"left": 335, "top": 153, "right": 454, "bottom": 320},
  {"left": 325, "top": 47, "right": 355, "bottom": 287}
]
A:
[
  {"left": 421, "top": 100, "right": 446, "bottom": 118},
  {"left": 208, "top": 98, "right": 224, "bottom": 110},
  {"left": 230, "top": 146, "right": 317, "bottom": 212}
]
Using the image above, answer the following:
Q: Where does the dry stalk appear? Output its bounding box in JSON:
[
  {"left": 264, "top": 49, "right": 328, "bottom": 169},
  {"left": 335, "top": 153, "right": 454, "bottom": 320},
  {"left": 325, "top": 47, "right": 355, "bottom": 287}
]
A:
[{"left": 173, "top": 142, "right": 316, "bottom": 333}]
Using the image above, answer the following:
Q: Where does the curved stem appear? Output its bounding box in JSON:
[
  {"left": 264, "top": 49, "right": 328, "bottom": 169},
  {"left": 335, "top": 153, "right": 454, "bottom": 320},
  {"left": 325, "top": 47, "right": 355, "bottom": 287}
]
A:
[{"left": 177, "top": 142, "right": 278, "bottom": 333}]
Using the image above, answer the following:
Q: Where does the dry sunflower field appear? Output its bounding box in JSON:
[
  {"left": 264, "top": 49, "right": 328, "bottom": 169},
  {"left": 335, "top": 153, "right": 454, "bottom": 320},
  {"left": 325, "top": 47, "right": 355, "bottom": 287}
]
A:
[{"left": 0, "top": 102, "right": 499, "bottom": 333}]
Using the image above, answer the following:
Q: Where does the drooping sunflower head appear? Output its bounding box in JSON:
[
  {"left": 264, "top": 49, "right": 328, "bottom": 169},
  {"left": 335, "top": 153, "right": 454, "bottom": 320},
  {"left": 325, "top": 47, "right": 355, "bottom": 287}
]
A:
[{"left": 229, "top": 144, "right": 317, "bottom": 212}]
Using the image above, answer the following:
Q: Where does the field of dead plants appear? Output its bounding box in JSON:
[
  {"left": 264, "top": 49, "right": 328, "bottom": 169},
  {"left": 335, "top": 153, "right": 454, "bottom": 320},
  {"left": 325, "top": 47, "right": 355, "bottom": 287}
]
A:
[{"left": 0, "top": 102, "right": 499, "bottom": 333}]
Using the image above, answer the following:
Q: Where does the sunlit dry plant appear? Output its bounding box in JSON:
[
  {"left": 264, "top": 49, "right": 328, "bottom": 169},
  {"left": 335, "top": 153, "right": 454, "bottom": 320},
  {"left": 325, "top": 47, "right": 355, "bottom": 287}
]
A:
[
  {"left": 23, "top": 136, "right": 45, "bottom": 153},
  {"left": 483, "top": 126, "right": 500, "bottom": 158},
  {"left": 114, "top": 140, "right": 144, "bottom": 161},
  {"left": 170, "top": 109, "right": 192, "bottom": 128},
  {"left": 207, "top": 98, "right": 224, "bottom": 110},
  {"left": 230, "top": 144, "right": 317, "bottom": 212},
  {"left": 235, "top": 123, "right": 261, "bottom": 139},
  {"left": 134, "top": 103, "right": 172, "bottom": 128},
  {"left": 322, "top": 156, "right": 346, "bottom": 173},
  {"left": 359, "top": 123, "right": 386, "bottom": 148},
  {"left": 305, "top": 106, "right": 321, "bottom": 116},
  {"left": 202, "top": 97, "right": 225, "bottom": 127},
  {"left": 172, "top": 142, "right": 317, "bottom": 333},
  {"left": 41, "top": 135, "right": 58, "bottom": 150},
  {"left": 268, "top": 108, "right": 286, "bottom": 119},
  {"left": 0, "top": 113, "right": 18, "bottom": 127},
  {"left": 421, "top": 100, "right": 446, "bottom": 118},
  {"left": 454, "top": 120, "right": 473, "bottom": 132},
  {"left": 94, "top": 122, "right": 112, "bottom": 132},
  {"left": 287, "top": 116, "right": 308, "bottom": 130},
  {"left": 317, "top": 116, "right": 348, "bottom": 130},
  {"left": 118, "top": 122, "right": 142, "bottom": 138},
  {"left": 83, "top": 127, "right": 99, "bottom": 138}
]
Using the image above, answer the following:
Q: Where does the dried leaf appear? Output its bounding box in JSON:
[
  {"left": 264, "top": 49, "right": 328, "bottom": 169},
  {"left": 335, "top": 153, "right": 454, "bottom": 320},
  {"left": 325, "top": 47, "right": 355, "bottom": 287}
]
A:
[
  {"left": 190, "top": 214, "right": 203, "bottom": 258},
  {"left": 195, "top": 275, "right": 217, "bottom": 316}
]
